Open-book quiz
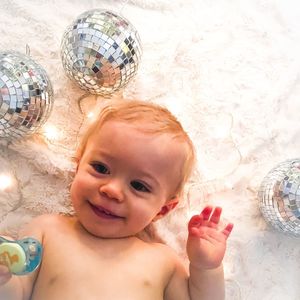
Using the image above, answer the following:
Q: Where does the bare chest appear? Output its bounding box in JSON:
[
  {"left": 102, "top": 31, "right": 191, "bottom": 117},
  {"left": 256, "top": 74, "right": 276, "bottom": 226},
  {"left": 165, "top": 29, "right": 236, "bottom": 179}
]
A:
[{"left": 31, "top": 231, "right": 172, "bottom": 300}]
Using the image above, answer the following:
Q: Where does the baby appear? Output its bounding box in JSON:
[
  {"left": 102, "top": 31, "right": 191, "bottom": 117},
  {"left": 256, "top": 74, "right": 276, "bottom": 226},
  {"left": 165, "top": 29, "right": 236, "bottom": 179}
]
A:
[{"left": 0, "top": 99, "right": 233, "bottom": 300}]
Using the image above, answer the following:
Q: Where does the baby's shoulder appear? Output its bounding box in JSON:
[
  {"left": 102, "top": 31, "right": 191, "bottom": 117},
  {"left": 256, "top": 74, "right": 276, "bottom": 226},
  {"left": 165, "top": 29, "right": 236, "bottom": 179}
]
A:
[
  {"left": 146, "top": 241, "right": 183, "bottom": 266},
  {"left": 27, "top": 213, "right": 68, "bottom": 227},
  {"left": 141, "top": 241, "right": 188, "bottom": 285},
  {"left": 19, "top": 213, "right": 72, "bottom": 238}
]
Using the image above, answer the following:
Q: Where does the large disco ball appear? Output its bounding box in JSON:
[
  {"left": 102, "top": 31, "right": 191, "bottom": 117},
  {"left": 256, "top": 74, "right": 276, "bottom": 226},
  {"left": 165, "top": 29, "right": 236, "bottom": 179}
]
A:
[
  {"left": 0, "top": 51, "right": 54, "bottom": 141},
  {"left": 61, "top": 9, "right": 142, "bottom": 96},
  {"left": 258, "top": 159, "right": 300, "bottom": 237}
]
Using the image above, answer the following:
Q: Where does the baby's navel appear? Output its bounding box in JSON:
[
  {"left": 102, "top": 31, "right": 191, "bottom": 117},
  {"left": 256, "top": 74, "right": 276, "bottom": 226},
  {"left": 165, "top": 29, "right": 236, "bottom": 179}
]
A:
[
  {"left": 48, "top": 275, "right": 58, "bottom": 286},
  {"left": 143, "top": 279, "right": 152, "bottom": 287}
]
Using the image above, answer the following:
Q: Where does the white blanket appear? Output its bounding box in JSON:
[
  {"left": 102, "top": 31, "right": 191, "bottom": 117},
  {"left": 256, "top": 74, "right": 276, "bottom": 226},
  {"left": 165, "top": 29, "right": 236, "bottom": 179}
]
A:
[{"left": 0, "top": 1, "right": 300, "bottom": 299}]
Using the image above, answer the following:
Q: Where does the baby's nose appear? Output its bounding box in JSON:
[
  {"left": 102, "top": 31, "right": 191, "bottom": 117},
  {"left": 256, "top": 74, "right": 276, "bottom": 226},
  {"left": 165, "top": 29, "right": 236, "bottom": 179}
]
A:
[{"left": 99, "top": 180, "right": 124, "bottom": 202}]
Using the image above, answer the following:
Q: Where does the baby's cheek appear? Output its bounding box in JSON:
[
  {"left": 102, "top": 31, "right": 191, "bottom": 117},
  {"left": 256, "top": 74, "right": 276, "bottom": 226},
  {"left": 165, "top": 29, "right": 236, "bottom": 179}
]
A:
[
  {"left": 72, "top": 173, "right": 88, "bottom": 189},
  {"left": 70, "top": 178, "right": 83, "bottom": 201},
  {"left": 135, "top": 208, "right": 157, "bottom": 226},
  {"left": 70, "top": 179, "right": 78, "bottom": 194}
]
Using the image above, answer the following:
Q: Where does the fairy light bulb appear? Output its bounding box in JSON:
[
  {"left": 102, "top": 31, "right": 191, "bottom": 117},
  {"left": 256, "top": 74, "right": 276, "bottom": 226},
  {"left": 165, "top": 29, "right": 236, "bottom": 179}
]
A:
[
  {"left": 43, "top": 124, "right": 60, "bottom": 140},
  {"left": 209, "top": 113, "right": 232, "bottom": 140},
  {"left": 0, "top": 174, "right": 14, "bottom": 191},
  {"left": 87, "top": 112, "right": 94, "bottom": 119},
  {"left": 224, "top": 180, "right": 233, "bottom": 190},
  {"left": 212, "top": 124, "right": 230, "bottom": 139}
]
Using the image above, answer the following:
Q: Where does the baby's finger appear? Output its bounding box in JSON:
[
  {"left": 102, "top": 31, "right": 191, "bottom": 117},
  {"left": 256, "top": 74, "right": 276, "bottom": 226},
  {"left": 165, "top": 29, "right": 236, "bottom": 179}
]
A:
[
  {"left": 188, "top": 214, "right": 202, "bottom": 230},
  {"left": 0, "top": 265, "right": 11, "bottom": 285},
  {"left": 200, "top": 205, "right": 213, "bottom": 221},
  {"left": 222, "top": 223, "right": 234, "bottom": 239},
  {"left": 188, "top": 214, "right": 205, "bottom": 237},
  {"left": 210, "top": 207, "right": 222, "bottom": 225}
]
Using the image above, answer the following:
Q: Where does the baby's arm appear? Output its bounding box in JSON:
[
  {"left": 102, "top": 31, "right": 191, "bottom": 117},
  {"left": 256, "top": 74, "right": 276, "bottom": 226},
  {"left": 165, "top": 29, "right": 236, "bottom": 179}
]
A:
[
  {"left": 164, "top": 206, "right": 233, "bottom": 300},
  {"left": 187, "top": 206, "right": 233, "bottom": 300},
  {"left": 0, "top": 216, "right": 45, "bottom": 300}
]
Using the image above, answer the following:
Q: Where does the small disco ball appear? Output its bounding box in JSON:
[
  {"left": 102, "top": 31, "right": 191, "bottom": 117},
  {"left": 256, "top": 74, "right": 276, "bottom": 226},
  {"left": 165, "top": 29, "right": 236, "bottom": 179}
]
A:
[
  {"left": 258, "top": 158, "right": 300, "bottom": 237},
  {"left": 0, "top": 51, "right": 54, "bottom": 141},
  {"left": 61, "top": 9, "right": 142, "bottom": 96}
]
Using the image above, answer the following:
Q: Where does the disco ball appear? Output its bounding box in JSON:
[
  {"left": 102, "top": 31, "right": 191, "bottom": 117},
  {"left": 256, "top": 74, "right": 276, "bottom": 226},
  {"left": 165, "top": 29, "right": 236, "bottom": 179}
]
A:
[
  {"left": 61, "top": 9, "right": 142, "bottom": 96},
  {"left": 0, "top": 51, "right": 54, "bottom": 140},
  {"left": 258, "top": 158, "right": 300, "bottom": 237}
]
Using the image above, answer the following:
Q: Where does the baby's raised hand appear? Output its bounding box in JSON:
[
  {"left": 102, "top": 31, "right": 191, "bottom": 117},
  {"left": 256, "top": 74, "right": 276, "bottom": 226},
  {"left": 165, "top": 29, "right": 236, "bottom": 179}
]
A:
[{"left": 187, "top": 206, "right": 233, "bottom": 270}]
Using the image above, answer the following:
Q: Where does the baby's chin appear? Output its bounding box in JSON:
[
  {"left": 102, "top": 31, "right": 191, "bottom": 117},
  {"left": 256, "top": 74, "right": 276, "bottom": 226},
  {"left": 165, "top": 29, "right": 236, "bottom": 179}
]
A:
[{"left": 79, "top": 221, "right": 140, "bottom": 240}]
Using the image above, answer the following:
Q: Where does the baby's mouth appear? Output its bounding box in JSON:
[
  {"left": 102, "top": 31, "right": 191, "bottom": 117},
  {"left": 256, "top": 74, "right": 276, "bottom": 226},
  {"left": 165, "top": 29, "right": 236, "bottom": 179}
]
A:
[{"left": 89, "top": 203, "right": 124, "bottom": 219}]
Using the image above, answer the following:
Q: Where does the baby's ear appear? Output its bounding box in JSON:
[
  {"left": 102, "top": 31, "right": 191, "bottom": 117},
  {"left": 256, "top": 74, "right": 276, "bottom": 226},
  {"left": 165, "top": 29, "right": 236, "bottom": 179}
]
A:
[{"left": 152, "top": 197, "right": 179, "bottom": 222}]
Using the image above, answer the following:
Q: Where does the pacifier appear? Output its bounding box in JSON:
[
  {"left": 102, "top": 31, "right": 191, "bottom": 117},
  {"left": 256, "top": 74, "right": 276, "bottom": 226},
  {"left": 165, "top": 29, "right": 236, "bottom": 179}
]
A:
[{"left": 0, "top": 236, "right": 42, "bottom": 275}]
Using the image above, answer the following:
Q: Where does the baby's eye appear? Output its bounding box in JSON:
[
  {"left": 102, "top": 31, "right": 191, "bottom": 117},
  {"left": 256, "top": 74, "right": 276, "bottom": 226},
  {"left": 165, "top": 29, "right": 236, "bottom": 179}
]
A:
[
  {"left": 91, "top": 163, "right": 109, "bottom": 174},
  {"left": 131, "top": 181, "right": 150, "bottom": 192}
]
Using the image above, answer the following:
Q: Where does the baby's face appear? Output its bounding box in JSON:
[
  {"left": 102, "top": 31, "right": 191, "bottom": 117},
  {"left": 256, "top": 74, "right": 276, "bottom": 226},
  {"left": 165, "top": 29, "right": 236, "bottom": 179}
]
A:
[{"left": 70, "top": 120, "right": 187, "bottom": 238}]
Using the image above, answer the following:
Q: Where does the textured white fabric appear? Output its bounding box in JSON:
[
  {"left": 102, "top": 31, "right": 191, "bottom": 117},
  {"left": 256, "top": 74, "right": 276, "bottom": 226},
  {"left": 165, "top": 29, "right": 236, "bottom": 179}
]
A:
[{"left": 0, "top": 1, "right": 300, "bottom": 299}]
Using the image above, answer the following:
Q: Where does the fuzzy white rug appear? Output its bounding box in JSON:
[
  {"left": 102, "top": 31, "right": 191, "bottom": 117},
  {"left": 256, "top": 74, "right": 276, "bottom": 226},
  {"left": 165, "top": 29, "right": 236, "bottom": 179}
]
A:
[{"left": 1, "top": 0, "right": 300, "bottom": 299}]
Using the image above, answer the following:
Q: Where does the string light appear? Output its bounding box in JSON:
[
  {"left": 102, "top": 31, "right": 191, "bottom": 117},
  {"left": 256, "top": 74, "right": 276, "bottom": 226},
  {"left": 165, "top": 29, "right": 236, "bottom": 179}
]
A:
[
  {"left": 87, "top": 112, "right": 94, "bottom": 119},
  {"left": 209, "top": 113, "right": 232, "bottom": 140},
  {"left": 0, "top": 173, "right": 14, "bottom": 191},
  {"left": 43, "top": 124, "right": 60, "bottom": 141},
  {"left": 224, "top": 180, "right": 233, "bottom": 190},
  {"left": 1, "top": 89, "right": 242, "bottom": 212},
  {"left": 211, "top": 123, "right": 230, "bottom": 139}
]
